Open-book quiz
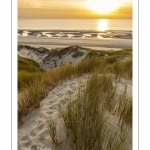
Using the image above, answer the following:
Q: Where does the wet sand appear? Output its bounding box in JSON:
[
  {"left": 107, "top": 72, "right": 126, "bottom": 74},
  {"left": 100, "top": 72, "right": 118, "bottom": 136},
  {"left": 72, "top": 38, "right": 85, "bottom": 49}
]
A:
[
  {"left": 18, "top": 36, "right": 132, "bottom": 51},
  {"left": 18, "top": 30, "right": 132, "bottom": 51}
]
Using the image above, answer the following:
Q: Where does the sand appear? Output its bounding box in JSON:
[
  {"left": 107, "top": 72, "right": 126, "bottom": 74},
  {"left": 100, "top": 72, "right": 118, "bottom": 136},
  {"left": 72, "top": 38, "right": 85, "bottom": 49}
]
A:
[
  {"left": 18, "top": 74, "right": 132, "bottom": 150},
  {"left": 18, "top": 46, "right": 88, "bottom": 71},
  {"left": 18, "top": 34, "right": 132, "bottom": 149},
  {"left": 18, "top": 36, "right": 132, "bottom": 51}
]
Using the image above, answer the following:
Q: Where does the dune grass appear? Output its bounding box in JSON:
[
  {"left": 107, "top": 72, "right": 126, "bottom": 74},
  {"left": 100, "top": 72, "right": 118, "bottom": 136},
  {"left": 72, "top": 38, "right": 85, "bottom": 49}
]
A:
[
  {"left": 18, "top": 71, "right": 43, "bottom": 90},
  {"left": 18, "top": 56, "right": 44, "bottom": 89},
  {"left": 117, "top": 92, "right": 132, "bottom": 126},
  {"left": 18, "top": 56, "right": 44, "bottom": 72},
  {"left": 56, "top": 73, "right": 132, "bottom": 149},
  {"left": 110, "top": 59, "right": 132, "bottom": 79},
  {"left": 18, "top": 47, "right": 132, "bottom": 149},
  {"left": 46, "top": 118, "right": 59, "bottom": 146},
  {"left": 18, "top": 48, "right": 132, "bottom": 124},
  {"left": 59, "top": 74, "right": 109, "bottom": 149}
]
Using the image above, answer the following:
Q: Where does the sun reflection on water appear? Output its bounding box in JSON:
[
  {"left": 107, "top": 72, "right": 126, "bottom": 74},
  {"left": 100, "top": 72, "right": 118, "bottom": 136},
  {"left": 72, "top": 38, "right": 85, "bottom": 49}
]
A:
[{"left": 98, "top": 19, "right": 108, "bottom": 31}]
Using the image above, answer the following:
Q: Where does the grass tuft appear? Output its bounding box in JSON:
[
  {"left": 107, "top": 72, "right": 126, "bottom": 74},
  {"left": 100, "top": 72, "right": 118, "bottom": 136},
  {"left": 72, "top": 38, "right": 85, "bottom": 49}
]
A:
[
  {"left": 58, "top": 73, "right": 132, "bottom": 149},
  {"left": 46, "top": 118, "right": 60, "bottom": 146}
]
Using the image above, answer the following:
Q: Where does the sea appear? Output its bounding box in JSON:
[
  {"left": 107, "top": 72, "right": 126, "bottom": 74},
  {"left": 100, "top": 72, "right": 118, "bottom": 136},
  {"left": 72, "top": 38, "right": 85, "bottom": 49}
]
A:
[{"left": 18, "top": 19, "right": 132, "bottom": 31}]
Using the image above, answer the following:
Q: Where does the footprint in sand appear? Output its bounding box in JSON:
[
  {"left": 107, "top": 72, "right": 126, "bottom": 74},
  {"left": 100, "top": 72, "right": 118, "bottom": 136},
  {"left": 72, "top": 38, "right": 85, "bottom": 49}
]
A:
[
  {"left": 36, "top": 136, "right": 48, "bottom": 144},
  {"left": 48, "top": 105, "right": 57, "bottom": 110},
  {"left": 46, "top": 111, "right": 53, "bottom": 115},
  {"left": 21, "top": 135, "right": 29, "bottom": 141},
  {"left": 66, "top": 89, "right": 74, "bottom": 95},
  {"left": 30, "top": 130, "right": 37, "bottom": 137},
  {"left": 59, "top": 99, "right": 66, "bottom": 105},
  {"left": 37, "top": 124, "right": 45, "bottom": 130},
  {"left": 30, "top": 145, "right": 37, "bottom": 149},
  {"left": 56, "top": 93, "right": 63, "bottom": 97},
  {"left": 21, "top": 141, "right": 31, "bottom": 148},
  {"left": 48, "top": 100, "right": 56, "bottom": 104}
]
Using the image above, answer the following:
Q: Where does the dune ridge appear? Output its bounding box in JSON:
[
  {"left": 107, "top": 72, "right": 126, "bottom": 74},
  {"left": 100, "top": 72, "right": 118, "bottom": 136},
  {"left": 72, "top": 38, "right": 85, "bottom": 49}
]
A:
[
  {"left": 18, "top": 45, "right": 132, "bottom": 150},
  {"left": 18, "top": 45, "right": 88, "bottom": 71}
]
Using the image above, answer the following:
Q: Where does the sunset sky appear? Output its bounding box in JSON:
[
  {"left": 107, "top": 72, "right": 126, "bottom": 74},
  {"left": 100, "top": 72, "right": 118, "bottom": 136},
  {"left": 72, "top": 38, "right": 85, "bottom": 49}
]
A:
[{"left": 18, "top": 0, "right": 132, "bottom": 19}]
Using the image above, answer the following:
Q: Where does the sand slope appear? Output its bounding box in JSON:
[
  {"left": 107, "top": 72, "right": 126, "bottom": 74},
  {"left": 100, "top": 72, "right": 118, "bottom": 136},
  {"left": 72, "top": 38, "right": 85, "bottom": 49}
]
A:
[
  {"left": 18, "top": 45, "right": 88, "bottom": 71},
  {"left": 18, "top": 74, "right": 132, "bottom": 150}
]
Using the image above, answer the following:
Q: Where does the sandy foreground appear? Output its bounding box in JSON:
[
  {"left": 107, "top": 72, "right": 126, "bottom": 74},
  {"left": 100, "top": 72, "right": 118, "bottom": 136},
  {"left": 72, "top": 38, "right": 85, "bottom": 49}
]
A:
[
  {"left": 18, "top": 36, "right": 132, "bottom": 51},
  {"left": 18, "top": 74, "right": 132, "bottom": 150}
]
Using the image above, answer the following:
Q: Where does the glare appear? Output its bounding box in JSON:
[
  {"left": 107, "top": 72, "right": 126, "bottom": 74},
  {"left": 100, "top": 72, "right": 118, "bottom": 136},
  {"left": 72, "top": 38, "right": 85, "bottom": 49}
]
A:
[
  {"left": 98, "top": 19, "right": 108, "bottom": 31},
  {"left": 87, "top": 0, "right": 121, "bottom": 14}
]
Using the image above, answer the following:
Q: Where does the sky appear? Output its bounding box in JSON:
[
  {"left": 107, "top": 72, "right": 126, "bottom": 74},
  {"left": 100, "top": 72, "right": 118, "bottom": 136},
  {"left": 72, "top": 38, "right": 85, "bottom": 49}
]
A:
[{"left": 18, "top": 0, "right": 132, "bottom": 19}]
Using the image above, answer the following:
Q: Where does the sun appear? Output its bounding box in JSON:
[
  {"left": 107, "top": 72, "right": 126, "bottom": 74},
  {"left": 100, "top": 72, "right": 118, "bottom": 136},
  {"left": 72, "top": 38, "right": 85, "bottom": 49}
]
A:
[
  {"left": 98, "top": 19, "right": 108, "bottom": 31},
  {"left": 87, "top": 0, "right": 121, "bottom": 14}
]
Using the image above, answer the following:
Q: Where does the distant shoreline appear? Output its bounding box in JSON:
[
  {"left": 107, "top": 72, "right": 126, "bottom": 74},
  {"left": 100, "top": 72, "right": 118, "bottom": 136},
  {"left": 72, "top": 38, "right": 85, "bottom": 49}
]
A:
[
  {"left": 18, "top": 29, "right": 132, "bottom": 51},
  {"left": 18, "top": 36, "right": 132, "bottom": 51}
]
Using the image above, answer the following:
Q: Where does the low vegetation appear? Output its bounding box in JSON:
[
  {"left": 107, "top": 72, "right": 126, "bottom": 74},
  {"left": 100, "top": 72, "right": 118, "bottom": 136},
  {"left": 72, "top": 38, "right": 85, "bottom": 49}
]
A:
[
  {"left": 18, "top": 47, "right": 132, "bottom": 121},
  {"left": 50, "top": 73, "right": 132, "bottom": 149},
  {"left": 18, "top": 46, "right": 132, "bottom": 149},
  {"left": 46, "top": 118, "right": 59, "bottom": 146},
  {"left": 18, "top": 56, "right": 44, "bottom": 90},
  {"left": 42, "top": 45, "right": 84, "bottom": 63},
  {"left": 18, "top": 44, "right": 49, "bottom": 53},
  {"left": 72, "top": 51, "right": 84, "bottom": 58}
]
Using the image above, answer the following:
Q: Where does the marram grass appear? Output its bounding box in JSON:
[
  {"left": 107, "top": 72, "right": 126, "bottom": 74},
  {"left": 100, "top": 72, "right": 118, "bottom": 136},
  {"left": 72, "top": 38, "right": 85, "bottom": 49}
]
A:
[
  {"left": 18, "top": 49, "right": 132, "bottom": 126},
  {"left": 57, "top": 73, "right": 132, "bottom": 150},
  {"left": 18, "top": 48, "right": 132, "bottom": 149}
]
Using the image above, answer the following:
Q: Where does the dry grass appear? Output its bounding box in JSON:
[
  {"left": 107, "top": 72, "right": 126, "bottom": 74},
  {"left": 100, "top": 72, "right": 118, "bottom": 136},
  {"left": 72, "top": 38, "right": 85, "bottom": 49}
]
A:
[
  {"left": 46, "top": 118, "right": 59, "bottom": 146},
  {"left": 18, "top": 47, "right": 132, "bottom": 149},
  {"left": 57, "top": 73, "right": 132, "bottom": 150},
  {"left": 18, "top": 48, "right": 132, "bottom": 125}
]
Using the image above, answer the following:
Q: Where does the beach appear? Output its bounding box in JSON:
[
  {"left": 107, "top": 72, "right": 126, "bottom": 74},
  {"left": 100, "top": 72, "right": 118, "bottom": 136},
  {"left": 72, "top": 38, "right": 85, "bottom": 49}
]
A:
[
  {"left": 18, "top": 30, "right": 132, "bottom": 51},
  {"left": 18, "top": 28, "right": 132, "bottom": 150}
]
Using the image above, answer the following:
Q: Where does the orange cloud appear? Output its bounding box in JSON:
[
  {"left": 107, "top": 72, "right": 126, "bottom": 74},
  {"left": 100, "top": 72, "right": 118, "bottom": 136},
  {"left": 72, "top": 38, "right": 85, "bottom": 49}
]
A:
[{"left": 18, "top": 0, "right": 132, "bottom": 19}]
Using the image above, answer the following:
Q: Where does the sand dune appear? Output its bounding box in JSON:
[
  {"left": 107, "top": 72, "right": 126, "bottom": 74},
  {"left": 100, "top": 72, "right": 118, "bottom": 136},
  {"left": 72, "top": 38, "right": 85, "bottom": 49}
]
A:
[
  {"left": 18, "top": 74, "right": 132, "bottom": 150},
  {"left": 18, "top": 44, "right": 132, "bottom": 149},
  {"left": 18, "top": 45, "right": 88, "bottom": 71}
]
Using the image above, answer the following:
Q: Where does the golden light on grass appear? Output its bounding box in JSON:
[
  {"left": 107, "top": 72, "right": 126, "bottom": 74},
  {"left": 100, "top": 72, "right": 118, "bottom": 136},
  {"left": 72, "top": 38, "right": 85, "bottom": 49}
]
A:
[
  {"left": 87, "top": 0, "right": 121, "bottom": 14},
  {"left": 98, "top": 19, "right": 108, "bottom": 31}
]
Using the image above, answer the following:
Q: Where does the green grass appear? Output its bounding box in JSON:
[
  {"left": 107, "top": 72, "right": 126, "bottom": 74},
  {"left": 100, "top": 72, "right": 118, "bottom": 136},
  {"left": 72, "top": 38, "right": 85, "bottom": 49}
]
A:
[
  {"left": 18, "top": 71, "right": 43, "bottom": 89},
  {"left": 87, "top": 50, "right": 99, "bottom": 57},
  {"left": 18, "top": 47, "right": 132, "bottom": 126},
  {"left": 46, "top": 118, "right": 59, "bottom": 146},
  {"left": 110, "top": 59, "right": 132, "bottom": 79},
  {"left": 105, "top": 49, "right": 132, "bottom": 57},
  {"left": 117, "top": 92, "right": 132, "bottom": 126},
  {"left": 18, "top": 46, "right": 132, "bottom": 149},
  {"left": 18, "top": 56, "right": 44, "bottom": 89},
  {"left": 18, "top": 56, "right": 44, "bottom": 72},
  {"left": 58, "top": 73, "right": 132, "bottom": 149}
]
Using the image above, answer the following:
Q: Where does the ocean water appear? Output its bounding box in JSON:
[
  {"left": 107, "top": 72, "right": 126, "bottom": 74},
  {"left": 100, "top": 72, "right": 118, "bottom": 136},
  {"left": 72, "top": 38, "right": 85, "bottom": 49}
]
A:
[{"left": 18, "top": 19, "right": 132, "bottom": 31}]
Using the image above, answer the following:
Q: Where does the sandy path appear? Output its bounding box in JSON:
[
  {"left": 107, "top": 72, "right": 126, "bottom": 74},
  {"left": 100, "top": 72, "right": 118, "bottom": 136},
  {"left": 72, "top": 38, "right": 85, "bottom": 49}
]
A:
[
  {"left": 18, "top": 75, "right": 88, "bottom": 150},
  {"left": 18, "top": 36, "right": 132, "bottom": 51},
  {"left": 18, "top": 74, "right": 132, "bottom": 150}
]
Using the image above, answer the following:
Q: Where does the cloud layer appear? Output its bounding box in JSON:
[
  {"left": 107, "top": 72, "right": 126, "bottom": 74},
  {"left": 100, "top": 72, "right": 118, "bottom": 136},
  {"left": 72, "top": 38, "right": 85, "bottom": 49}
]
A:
[{"left": 18, "top": 0, "right": 132, "bottom": 19}]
